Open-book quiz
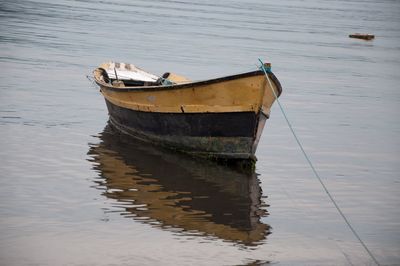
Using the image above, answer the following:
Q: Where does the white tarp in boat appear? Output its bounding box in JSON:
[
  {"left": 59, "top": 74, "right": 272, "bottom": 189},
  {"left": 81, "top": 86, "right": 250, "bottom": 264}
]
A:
[{"left": 104, "top": 62, "right": 159, "bottom": 82}]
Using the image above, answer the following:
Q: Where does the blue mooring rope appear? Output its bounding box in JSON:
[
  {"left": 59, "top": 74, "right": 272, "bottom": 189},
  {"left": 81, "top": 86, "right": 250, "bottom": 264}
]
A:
[{"left": 258, "top": 58, "right": 380, "bottom": 266}]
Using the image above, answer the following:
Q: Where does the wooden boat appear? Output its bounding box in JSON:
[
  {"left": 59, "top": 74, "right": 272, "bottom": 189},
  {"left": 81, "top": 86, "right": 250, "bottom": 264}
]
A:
[
  {"left": 88, "top": 125, "right": 270, "bottom": 245},
  {"left": 93, "top": 61, "right": 282, "bottom": 160}
]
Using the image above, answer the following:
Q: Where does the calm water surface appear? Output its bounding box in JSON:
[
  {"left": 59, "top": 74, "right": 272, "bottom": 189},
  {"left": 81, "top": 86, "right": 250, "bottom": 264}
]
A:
[{"left": 1, "top": 0, "right": 399, "bottom": 265}]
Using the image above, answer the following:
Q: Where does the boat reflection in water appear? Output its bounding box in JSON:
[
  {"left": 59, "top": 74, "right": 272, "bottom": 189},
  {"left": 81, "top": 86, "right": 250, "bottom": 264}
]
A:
[{"left": 88, "top": 124, "right": 271, "bottom": 246}]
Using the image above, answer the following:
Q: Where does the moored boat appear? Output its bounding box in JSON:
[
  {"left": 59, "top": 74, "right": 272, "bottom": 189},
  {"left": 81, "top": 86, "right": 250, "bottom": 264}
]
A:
[{"left": 93, "top": 61, "right": 282, "bottom": 160}]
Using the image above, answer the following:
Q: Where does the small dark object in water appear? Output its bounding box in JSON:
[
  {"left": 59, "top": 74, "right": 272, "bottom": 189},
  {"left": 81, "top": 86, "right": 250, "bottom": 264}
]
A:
[{"left": 349, "top": 33, "right": 375, "bottom": 40}]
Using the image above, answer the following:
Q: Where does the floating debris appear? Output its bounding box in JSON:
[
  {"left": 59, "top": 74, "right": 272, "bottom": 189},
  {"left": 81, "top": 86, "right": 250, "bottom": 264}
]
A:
[{"left": 349, "top": 33, "right": 375, "bottom": 40}]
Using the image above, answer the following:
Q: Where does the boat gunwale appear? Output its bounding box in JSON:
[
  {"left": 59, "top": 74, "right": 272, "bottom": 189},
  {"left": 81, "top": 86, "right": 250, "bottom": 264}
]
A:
[{"left": 94, "top": 69, "right": 282, "bottom": 97}]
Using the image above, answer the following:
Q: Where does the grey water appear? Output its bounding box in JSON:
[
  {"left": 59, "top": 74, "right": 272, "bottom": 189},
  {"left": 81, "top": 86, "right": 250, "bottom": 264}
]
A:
[{"left": 1, "top": 0, "right": 399, "bottom": 265}]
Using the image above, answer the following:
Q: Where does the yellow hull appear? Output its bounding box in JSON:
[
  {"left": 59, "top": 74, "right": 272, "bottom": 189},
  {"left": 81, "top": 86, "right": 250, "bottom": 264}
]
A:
[{"left": 95, "top": 68, "right": 281, "bottom": 115}]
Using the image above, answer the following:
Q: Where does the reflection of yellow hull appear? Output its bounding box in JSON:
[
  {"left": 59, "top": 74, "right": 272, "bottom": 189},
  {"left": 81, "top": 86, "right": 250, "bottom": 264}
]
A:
[
  {"left": 88, "top": 125, "right": 270, "bottom": 245},
  {"left": 93, "top": 63, "right": 282, "bottom": 159}
]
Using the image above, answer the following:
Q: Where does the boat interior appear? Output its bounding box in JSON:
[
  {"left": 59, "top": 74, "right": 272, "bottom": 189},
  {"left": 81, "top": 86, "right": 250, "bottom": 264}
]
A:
[{"left": 95, "top": 62, "right": 191, "bottom": 87}]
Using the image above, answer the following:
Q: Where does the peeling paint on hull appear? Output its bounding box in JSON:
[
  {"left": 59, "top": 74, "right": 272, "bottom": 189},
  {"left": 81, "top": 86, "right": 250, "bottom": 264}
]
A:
[{"left": 106, "top": 99, "right": 260, "bottom": 159}]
